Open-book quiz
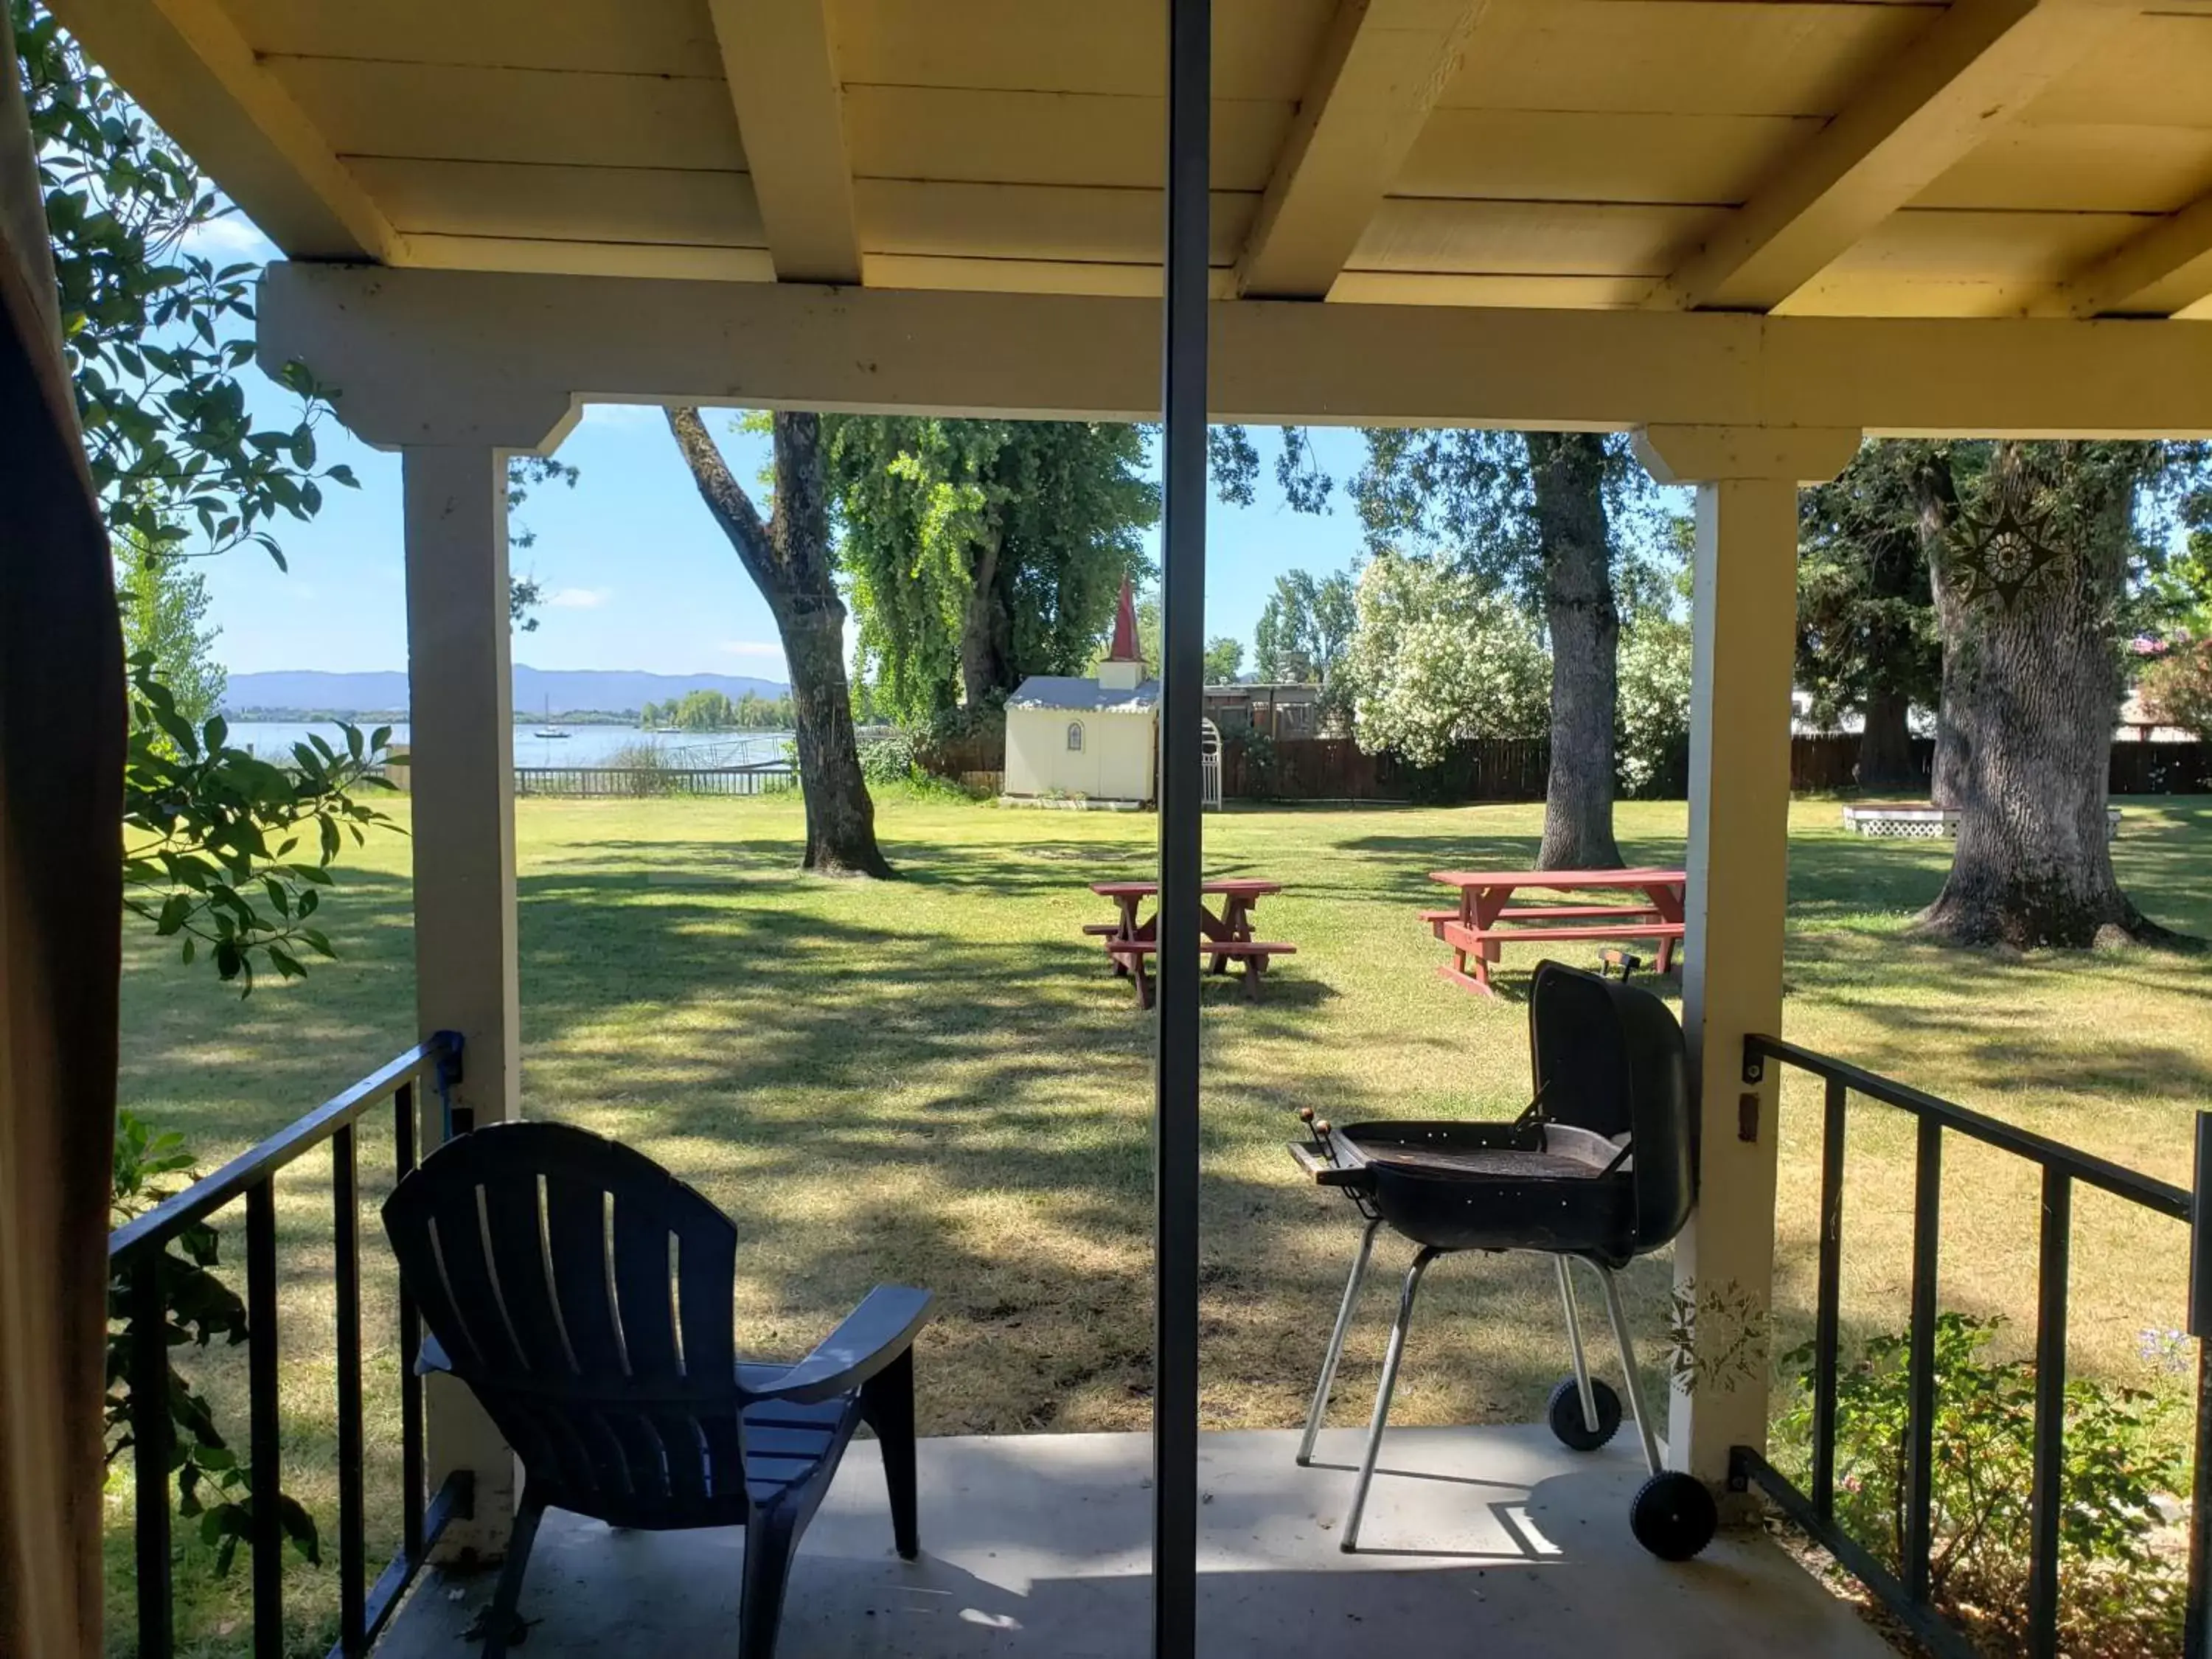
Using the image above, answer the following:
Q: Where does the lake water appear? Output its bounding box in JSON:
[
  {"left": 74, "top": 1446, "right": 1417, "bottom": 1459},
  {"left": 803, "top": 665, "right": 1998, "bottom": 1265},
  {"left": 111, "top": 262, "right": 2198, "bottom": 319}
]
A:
[{"left": 224, "top": 722, "right": 793, "bottom": 769}]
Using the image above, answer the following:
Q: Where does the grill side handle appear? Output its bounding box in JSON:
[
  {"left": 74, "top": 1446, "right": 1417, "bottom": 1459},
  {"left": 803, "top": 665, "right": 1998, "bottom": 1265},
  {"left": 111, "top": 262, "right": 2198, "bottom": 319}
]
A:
[{"left": 1290, "top": 1142, "right": 1372, "bottom": 1190}]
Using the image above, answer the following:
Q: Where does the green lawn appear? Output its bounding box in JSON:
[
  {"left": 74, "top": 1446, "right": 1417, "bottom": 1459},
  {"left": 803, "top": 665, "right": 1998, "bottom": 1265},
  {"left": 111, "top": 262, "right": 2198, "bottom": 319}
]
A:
[{"left": 112, "top": 788, "right": 2212, "bottom": 1655}]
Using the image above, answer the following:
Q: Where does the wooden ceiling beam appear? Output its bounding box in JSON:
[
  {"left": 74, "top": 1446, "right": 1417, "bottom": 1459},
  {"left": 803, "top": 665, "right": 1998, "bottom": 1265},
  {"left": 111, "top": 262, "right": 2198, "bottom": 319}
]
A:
[
  {"left": 262, "top": 262, "right": 2212, "bottom": 448},
  {"left": 2040, "top": 189, "right": 2212, "bottom": 317},
  {"left": 706, "top": 0, "right": 863, "bottom": 285},
  {"left": 1235, "top": 0, "right": 1490, "bottom": 300},
  {"left": 1650, "top": 0, "right": 2130, "bottom": 313},
  {"left": 48, "top": 0, "right": 403, "bottom": 261}
]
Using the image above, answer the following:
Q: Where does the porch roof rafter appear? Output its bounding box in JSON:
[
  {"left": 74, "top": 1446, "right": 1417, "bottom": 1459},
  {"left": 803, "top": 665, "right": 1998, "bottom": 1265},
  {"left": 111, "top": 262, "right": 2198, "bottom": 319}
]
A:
[
  {"left": 705, "top": 0, "right": 863, "bottom": 285},
  {"left": 1234, "top": 0, "right": 1491, "bottom": 300},
  {"left": 1649, "top": 0, "right": 2134, "bottom": 314}
]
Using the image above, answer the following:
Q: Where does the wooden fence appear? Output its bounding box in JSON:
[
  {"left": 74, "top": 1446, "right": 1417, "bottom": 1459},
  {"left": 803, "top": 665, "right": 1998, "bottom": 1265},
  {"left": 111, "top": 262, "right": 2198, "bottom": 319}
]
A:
[
  {"left": 1211, "top": 734, "right": 2211, "bottom": 804},
  {"left": 512, "top": 763, "right": 796, "bottom": 798},
  {"left": 896, "top": 723, "right": 2211, "bottom": 804}
]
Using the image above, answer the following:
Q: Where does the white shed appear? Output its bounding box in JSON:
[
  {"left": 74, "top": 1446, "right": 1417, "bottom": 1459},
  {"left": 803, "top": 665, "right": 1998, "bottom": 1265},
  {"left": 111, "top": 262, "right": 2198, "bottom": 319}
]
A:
[{"left": 1003, "top": 580, "right": 1157, "bottom": 807}]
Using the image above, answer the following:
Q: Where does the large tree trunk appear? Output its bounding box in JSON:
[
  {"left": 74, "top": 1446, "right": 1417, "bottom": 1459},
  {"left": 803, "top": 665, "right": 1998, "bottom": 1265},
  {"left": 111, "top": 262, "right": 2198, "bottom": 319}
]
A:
[
  {"left": 1528, "top": 432, "right": 1624, "bottom": 869},
  {"left": 1857, "top": 684, "right": 1918, "bottom": 791},
  {"left": 1857, "top": 523, "right": 1926, "bottom": 791},
  {"left": 1914, "top": 443, "right": 2171, "bottom": 947},
  {"left": 957, "top": 526, "right": 1011, "bottom": 708},
  {"left": 1916, "top": 456, "right": 1972, "bottom": 809},
  {"left": 667, "top": 408, "right": 893, "bottom": 877}
]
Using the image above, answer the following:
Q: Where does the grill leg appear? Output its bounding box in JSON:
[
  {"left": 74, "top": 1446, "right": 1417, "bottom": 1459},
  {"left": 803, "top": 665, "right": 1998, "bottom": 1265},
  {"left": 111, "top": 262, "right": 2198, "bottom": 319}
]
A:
[
  {"left": 1342, "top": 1246, "right": 1439, "bottom": 1552},
  {"left": 1298, "top": 1216, "right": 1382, "bottom": 1466},
  {"left": 1555, "top": 1255, "right": 1601, "bottom": 1434},
  {"left": 1590, "top": 1262, "right": 1663, "bottom": 1476}
]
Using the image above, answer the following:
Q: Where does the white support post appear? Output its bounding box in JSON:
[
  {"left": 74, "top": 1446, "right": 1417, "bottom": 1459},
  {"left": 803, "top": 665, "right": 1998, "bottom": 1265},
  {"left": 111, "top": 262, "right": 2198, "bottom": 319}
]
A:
[
  {"left": 401, "top": 443, "right": 520, "bottom": 1548},
  {"left": 1632, "top": 425, "right": 1860, "bottom": 1497}
]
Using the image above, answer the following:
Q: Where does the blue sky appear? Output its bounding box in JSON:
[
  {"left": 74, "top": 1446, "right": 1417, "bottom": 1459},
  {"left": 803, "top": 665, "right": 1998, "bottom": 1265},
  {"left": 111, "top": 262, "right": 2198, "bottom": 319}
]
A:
[{"left": 198, "top": 226, "right": 1371, "bottom": 681}]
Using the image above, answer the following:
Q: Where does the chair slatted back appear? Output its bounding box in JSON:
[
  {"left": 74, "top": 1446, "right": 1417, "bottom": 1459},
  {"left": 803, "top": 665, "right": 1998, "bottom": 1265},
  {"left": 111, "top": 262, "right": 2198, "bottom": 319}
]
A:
[{"left": 383, "top": 1121, "right": 748, "bottom": 1513}]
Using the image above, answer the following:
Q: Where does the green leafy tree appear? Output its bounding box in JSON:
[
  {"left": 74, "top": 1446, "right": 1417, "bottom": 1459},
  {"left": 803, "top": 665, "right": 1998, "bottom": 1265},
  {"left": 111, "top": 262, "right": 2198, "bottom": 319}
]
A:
[
  {"left": 20, "top": 0, "right": 398, "bottom": 986},
  {"left": 826, "top": 417, "right": 1158, "bottom": 721},
  {"left": 1333, "top": 550, "right": 1549, "bottom": 765},
  {"left": 1796, "top": 445, "right": 1942, "bottom": 788},
  {"left": 116, "top": 538, "right": 225, "bottom": 728},
  {"left": 1815, "top": 439, "right": 2203, "bottom": 946},
  {"left": 2138, "top": 639, "right": 2212, "bottom": 735},
  {"left": 1219, "top": 428, "right": 1667, "bottom": 867},
  {"left": 1251, "top": 569, "right": 1354, "bottom": 684},
  {"left": 1203, "top": 636, "right": 1244, "bottom": 684},
  {"left": 667, "top": 408, "right": 891, "bottom": 876}
]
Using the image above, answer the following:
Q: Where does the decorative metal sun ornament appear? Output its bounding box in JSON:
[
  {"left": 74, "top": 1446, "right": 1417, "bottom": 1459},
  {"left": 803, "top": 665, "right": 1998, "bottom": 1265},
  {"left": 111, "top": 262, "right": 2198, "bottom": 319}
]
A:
[{"left": 1946, "top": 476, "right": 2068, "bottom": 611}]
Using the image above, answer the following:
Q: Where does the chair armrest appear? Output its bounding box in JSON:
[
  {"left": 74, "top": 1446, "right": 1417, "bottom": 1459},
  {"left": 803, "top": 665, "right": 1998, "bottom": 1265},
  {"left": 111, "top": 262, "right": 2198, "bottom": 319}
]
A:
[{"left": 742, "top": 1286, "right": 935, "bottom": 1405}]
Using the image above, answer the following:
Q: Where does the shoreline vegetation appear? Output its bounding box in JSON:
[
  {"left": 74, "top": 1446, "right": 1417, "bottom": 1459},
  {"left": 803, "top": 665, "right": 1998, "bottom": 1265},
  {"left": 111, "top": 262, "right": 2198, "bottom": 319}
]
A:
[{"left": 222, "top": 706, "right": 792, "bottom": 729}]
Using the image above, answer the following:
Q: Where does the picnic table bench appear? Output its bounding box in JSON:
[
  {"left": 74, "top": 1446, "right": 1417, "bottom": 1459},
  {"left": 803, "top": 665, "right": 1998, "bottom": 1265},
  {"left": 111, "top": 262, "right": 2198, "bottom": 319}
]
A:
[
  {"left": 1087, "top": 879, "right": 1294, "bottom": 1009},
  {"left": 1426, "top": 867, "right": 1686, "bottom": 996}
]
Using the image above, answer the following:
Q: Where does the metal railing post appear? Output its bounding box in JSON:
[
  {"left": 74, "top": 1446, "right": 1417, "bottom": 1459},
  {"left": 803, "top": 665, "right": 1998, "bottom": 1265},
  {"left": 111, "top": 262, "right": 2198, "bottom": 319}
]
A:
[
  {"left": 2025, "top": 1168, "right": 2071, "bottom": 1658},
  {"left": 2185, "top": 1112, "right": 2212, "bottom": 1658},
  {"left": 1904, "top": 1116, "right": 1943, "bottom": 1606}
]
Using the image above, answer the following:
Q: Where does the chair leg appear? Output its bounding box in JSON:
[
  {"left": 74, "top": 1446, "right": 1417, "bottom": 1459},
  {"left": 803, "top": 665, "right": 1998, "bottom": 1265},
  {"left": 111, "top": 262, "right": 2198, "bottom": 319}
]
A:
[
  {"left": 739, "top": 1506, "right": 799, "bottom": 1659},
  {"left": 1341, "top": 1247, "right": 1438, "bottom": 1553},
  {"left": 860, "top": 1349, "right": 920, "bottom": 1560},
  {"left": 1589, "top": 1261, "right": 1663, "bottom": 1476},
  {"left": 1554, "top": 1255, "right": 1601, "bottom": 1436},
  {"left": 478, "top": 1497, "right": 544, "bottom": 1659},
  {"left": 1298, "top": 1217, "right": 1382, "bottom": 1467}
]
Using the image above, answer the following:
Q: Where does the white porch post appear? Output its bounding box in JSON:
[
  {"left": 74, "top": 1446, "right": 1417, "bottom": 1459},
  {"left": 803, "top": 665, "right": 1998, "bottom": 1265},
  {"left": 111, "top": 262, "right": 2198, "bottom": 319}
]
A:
[
  {"left": 401, "top": 443, "right": 521, "bottom": 1548},
  {"left": 1632, "top": 425, "right": 1860, "bottom": 1496}
]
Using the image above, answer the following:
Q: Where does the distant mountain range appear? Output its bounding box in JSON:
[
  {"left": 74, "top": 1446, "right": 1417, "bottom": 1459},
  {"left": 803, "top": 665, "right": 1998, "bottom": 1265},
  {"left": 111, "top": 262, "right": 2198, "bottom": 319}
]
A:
[{"left": 224, "top": 666, "right": 789, "bottom": 716}]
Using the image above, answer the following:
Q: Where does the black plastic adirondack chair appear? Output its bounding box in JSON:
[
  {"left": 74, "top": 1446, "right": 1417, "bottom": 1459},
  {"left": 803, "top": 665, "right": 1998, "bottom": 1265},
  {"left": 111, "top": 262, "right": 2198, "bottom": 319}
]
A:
[{"left": 382, "top": 1121, "right": 934, "bottom": 1659}]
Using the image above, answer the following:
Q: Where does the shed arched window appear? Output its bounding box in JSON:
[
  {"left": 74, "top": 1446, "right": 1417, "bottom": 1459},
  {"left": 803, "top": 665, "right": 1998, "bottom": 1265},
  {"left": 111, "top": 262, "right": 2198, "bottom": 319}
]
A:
[{"left": 1066, "top": 720, "right": 1086, "bottom": 752}]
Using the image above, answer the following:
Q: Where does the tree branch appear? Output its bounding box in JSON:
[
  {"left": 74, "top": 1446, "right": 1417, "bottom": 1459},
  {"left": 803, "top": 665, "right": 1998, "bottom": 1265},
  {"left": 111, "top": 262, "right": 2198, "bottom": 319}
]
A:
[{"left": 666, "top": 407, "right": 779, "bottom": 594}]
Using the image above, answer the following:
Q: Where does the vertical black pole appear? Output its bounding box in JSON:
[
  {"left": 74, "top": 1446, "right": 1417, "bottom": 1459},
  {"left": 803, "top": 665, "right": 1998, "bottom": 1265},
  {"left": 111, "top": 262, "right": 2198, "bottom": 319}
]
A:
[
  {"left": 1903, "top": 1116, "right": 1942, "bottom": 1606},
  {"left": 333, "top": 1124, "right": 368, "bottom": 1654},
  {"left": 1155, "top": 1, "right": 1208, "bottom": 1654},
  {"left": 246, "top": 1180, "right": 285, "bottom": 1659},
  {"left": 131, "top": 1251, "right": 175, "bottom": 1659},
  {"left": 2184, "top": 1112, "right": 2212, "bottom": 1658},
  {"left": 2025, "top": 1167, "right": 2071, "bottom": 1659},
  {"left": 1811, "top": 1077, "right": 1847, "bottom": 1520}
]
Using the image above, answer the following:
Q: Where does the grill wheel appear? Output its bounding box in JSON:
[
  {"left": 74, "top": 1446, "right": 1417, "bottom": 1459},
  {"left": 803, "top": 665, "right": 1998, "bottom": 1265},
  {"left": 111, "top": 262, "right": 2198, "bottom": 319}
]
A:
[
  {"left": 1629, "top": 1470, "right": 1719, "bottom": 1562},
  {"left": 1545, "top": 1377, "right": 1621, "bottom": 1451}
]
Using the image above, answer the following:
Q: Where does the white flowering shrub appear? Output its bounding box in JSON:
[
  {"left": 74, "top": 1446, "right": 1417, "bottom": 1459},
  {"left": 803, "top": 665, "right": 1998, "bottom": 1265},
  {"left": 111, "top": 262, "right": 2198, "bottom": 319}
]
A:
[
  {"left": 1338, "top": 552, "right": 1550, "bottom": 765},
  {"left": 1615, "top": 613, "right": 1691, "bottom": 796}
]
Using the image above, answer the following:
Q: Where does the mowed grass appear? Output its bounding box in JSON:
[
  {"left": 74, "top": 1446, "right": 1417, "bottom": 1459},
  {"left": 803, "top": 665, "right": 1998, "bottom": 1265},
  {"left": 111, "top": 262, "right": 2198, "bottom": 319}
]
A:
[{"left": 111, "top": 788, "right": 2212, "bottom": 1655}]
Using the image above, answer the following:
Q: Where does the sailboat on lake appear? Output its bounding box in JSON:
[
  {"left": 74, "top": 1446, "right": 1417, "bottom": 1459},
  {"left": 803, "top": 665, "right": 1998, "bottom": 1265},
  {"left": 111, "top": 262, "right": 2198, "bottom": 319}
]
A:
[{"left": 533, "top": 697, "right": 570, "bottom": 740}]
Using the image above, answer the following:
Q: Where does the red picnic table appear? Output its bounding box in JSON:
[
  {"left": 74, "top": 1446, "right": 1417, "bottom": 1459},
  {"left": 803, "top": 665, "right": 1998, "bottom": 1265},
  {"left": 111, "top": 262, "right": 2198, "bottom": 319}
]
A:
[
  {"left": 1085, "top": 879, "right": 1295, "bottom": 1008},
  {"left": 1425, "top": 867, "right": 1686, "bottom": 996}
]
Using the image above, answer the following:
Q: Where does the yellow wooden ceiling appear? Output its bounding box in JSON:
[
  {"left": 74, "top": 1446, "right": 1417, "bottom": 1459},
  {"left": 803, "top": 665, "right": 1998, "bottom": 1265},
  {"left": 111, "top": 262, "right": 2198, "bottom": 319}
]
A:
[{"left": 59, "top": 0, "right": 2212, "bottom": 319}]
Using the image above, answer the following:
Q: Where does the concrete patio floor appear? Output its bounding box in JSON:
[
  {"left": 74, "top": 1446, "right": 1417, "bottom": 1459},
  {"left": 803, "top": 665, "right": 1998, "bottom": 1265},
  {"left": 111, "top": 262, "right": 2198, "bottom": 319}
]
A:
[{"left": 378, "top": 1426, "right": 1891, "bottom": 1658}]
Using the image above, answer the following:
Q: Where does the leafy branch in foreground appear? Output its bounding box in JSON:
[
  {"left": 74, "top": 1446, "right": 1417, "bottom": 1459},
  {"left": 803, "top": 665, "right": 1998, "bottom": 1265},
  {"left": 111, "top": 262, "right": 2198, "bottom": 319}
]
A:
[
  {"left": 106, "top": 1114, "right": 320, "bottom": 1574},
  {"left": 122, "top": 653, "right": 398, "bottom": 992}
]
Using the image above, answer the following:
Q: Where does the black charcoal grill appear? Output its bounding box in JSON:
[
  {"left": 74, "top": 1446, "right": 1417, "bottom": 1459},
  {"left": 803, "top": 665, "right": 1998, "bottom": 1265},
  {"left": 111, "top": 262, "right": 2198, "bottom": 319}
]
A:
[{"left": 1289, "top": 959, "right": 1715, "bottom": 1559}]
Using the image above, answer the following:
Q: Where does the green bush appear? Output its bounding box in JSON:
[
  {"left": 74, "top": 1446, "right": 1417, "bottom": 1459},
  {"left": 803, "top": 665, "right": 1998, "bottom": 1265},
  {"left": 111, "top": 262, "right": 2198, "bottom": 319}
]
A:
[
  {"left": 1773, "top": 1312, "right": 2185, "bottom": 1654},
  {"left": 858, "top": 730, "right": 919, "bottom": 785},
  {"left": 1225, "top": 728, "right": 1278, "bottom": 800}
]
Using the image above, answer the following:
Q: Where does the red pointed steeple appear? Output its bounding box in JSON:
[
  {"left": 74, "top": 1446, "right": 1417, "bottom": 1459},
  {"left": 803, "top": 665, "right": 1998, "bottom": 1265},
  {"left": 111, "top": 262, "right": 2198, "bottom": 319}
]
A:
[{"left": 1107, "top": 576, "right": 1141, "bottom": 662}]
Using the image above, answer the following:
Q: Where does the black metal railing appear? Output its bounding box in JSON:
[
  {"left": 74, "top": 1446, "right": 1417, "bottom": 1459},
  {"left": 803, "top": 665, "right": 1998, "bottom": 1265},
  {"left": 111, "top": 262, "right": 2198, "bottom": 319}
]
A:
[
  {"left": 111, "top": 1034, "right": 473, "bottom": 1659},
  {"left": 1733, "top": 1033, "right": 2211, "bottom": 1659}
]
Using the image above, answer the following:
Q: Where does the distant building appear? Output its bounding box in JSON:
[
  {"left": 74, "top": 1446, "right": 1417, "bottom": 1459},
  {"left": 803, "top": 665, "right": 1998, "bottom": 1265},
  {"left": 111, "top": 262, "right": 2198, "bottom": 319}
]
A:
[
  {"left": 1003, "top": 579, "right": 1158, "bottom": 805},
  {"left": 1204, "top": 681, "right": 1327, "bottom": 738}
]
